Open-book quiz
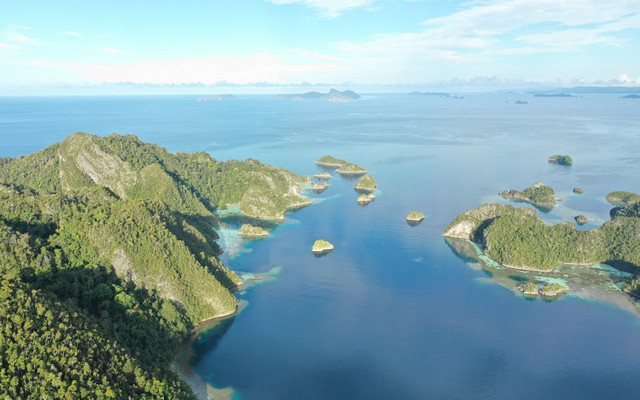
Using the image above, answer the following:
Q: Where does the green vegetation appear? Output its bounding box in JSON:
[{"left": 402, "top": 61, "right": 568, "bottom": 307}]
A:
[
  {"left": 445, "top": 202, "right": 640, "bottom": 271},
  {"left": 312, "top": 240, "right": 334, "bottom": 253},
  {"left": 500, "top": 182, "right": 556, "bottom": 208},
  {"left": 406, "top": 211, "right": 425, "bottom": 222},
  {"left": 548, "top": 154, "right": 573, "bottom": 165},
  {"left": 312, "top": 182, "right": 329, "bottom": 193},
  {"left": 606, "top": 191, "right": 640, "bottom": 207},
  {"left": 0, "top": 132, "right": 313, "bottom": 397},
  {"left": 336, "top": 163, "right": 367, "bottom": 176},
  {"left": 316, "top": 155, "right": 347, "bottom": 167},
  {"left": 354, "top": 174, "right": 377, "bottom": 192},
  {"left": 575, "top": 215, "right": 589, "bottom": 225},
  {"left": 238, "top": 224, "right": 269, "bottom": 238},
  {"left": 517, "top": 282, "right": 539, "bottom": 296},
  {"left": 539, "top": 283, "right": 569, "bottom": 297},
  {"left": 314, "top": 172, "right": 332, "bottom": 180}
]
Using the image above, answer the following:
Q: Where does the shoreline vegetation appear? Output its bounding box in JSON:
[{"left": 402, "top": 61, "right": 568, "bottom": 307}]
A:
[
  {"left": 315, "top": 155, "right": 367, "bottom": 176},
  {"left": 312, "top": 239, "right": 334, "bottom": 254},
  {"left": 406, "top": 211, "right": 425, "bottom": 225},
  {"left": 499, "top": 181, "right": 556, "bottom": 208},
  {"left": 0, "top": 132, "right": 313, "bottom": 398}
]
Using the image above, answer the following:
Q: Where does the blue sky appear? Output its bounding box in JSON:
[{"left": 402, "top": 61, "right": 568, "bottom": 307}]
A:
[{"left": 1, "top": 0, "right": 639, "bottom": 93}]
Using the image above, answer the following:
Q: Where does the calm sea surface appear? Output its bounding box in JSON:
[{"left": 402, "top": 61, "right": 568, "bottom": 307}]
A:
[{"left": 2, "top": 94, "right": 640, "bottom": 399}]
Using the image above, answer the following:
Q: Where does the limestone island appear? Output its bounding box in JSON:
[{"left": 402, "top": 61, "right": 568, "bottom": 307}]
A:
[
  {"left": 539, "top": 283, "right": 569, "bottom": 297},
  {"left": 606, "top": 191, "right": 640, "bottom": 207},
  {"left": 621, "top": 94, "right": 640, "bottom": 99},
  {"left": 314, "top": 172, "right": 332, "bottom": 180},
  {"left": 515, "top": 100, "right": 528, "bottom": 105},
  {"left": 354, "top": 174, "right": 377, "bottom": 193},
  {"left": 197, "top": 94, "right": 237, "bottom": 101},
  {"left": 517, "top": 282, "right": 539, "bottom": 296},
  {"left": 573, "top": 187, "right": 584, "bottom": 194},
  {"left": 406, "top": 211, "right": 425, "bottom": 225},
  {"left": 336, "top": 163, "right": 367, "bottom": 176},
  {"left": 444, "top": 202, "right": 640, "bottom": 272},
  {"left": 312, "top": 239, "right": 334, "bottom": 254},
  {"left": 499, "top": 181, "right": 556, "bottom": 208},
  {"left": 575, "top": 215, "right": 589, "bottom": 225},
  {"left": 276, "top": 89, "right": 360, "bottom": 103},
  {"left": 548, "top": 154, "right": 573, "bottom": 165},
  {"left": 313, "top": 182, "right": 329, "bottom": 193},
  {"left": 238, "top": 224, "right": 269, "bottom": 238},
  {"left": 357, "top": 193, "right": 375, "bottom": 206},
  {"left": 316, "top": 155, "right": 348, "bottom": 168}
]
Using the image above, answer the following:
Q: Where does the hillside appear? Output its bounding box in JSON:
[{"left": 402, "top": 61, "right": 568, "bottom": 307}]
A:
[{"left": 0, "top": 132, "right": 312, "bottom": 397}]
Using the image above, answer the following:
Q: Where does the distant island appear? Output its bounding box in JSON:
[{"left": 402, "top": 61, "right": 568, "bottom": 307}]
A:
[
  {"left": 239, "top": 224, "right": 269, "bottom": 238},
  {"left": 312, "top": 239, "right": 334, "bottom": 254},
  {"left": 354, "top": 174, "right": 376, "bottom": 193},
  {"left": 575, "top": 215, "right": 589, "bottom": 225},
  {"left": 573, "top": 187, "right": 584, "bottom": 194},
  {"left": 276, "top": 89, "right": 360, "bottom": 103},
  {"left": 314, "top": 172, "right": 331, "bottom": 180},
  {"left": 406, "top": 211, "right": 425, "bottom": 225},
  {"left": 533, "top": 93, "right": 575, "bottom": 98},
  {"left": 548, "top": 154, "right": 573, "bottom": 165},
  {"left": 621, "top": 94, "right": 640, "bottom": 99},
  {"left": 357, "top": 193, "right": 375, "bottom": 206},
  {"left": 315, "top": 155, "right": 367, "bottom": 176},
  {"left": 499, "top": 181, "right": 556, "bottom": 208},
  {"left": 515, "top": 100, "right": 528, "bottom": 105},
  {"left": 197, "top": 94, "right": 237, "bottom": 101},
  {"left": 313, "top": 182, "right": 329, "bottom": 193}
]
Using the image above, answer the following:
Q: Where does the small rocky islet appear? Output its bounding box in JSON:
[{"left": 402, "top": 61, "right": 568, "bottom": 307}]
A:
[
  {"left": 312, "top": 182, "right": 329, "bottom": 193},
  {"left": 406, "top": 211, "right": 425, "bottom": 225},
  {"left": 548, "top": 154, "right": 573, "bottom": 165},
  {"left": 312, "top": 239, "right": 334, "bottom": 254},
  {"left": 238, "top": 224, "right": 269, "bottom": 238},
  {"left": 354, "top": 174, "right": 376, "bottom": 193},
  {"left": 499, "top": 181, "right": 556, "bottom": 208},
  {"left": 517, "top": 282, "right": 569, "bottom": 297}
]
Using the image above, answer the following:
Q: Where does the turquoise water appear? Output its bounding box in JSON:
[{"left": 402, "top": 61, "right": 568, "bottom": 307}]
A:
[{"left": 3, "top": 94, "right": 640, "bottom": 399}]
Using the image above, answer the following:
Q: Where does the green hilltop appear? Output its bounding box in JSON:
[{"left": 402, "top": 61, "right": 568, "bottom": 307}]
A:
[
  {"left": 499, "top": 181, "right": 556, "bottom": 208},
  {"left": 0, "top": 132, "right": 312, "bottom": 398}
]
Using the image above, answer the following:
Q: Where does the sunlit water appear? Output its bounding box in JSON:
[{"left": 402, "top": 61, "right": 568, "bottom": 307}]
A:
[{"left": 2, "top": 93, "right": 640, "bottom": 399}]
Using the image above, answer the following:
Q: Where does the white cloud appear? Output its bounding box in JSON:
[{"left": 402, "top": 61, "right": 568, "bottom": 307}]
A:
[
  {"left": 620, "top": 73, "right": 631, "bottom": 83},
  {"left": 289, "top": 48, "right": 345, "bottom": 61},
  {"left": 99, "top": 48, "right": 130, "bottom": 53},
  {"left": 266, "top": 0, "right": 377, "bottom": 17},
  {"left": 26, "top": 54, "right": 346, "bottom": 84},
  {"left": 0, "top": 43, "right": 13, "bottom": 49},
  {"left": 8, "top": 34, "right": 39, "bottom": 43}
]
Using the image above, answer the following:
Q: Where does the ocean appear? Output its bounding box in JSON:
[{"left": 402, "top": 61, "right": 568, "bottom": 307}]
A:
[{"left": 2, "top": 93, "right": 640, "bottom": 399}]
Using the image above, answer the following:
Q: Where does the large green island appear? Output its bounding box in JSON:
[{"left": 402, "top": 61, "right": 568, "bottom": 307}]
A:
[
  {"left": 315, "top": 155, "right": 367, "bottom": 176},
  {"left": 0, "top": 133, "right": 313, "bottom": 398}
]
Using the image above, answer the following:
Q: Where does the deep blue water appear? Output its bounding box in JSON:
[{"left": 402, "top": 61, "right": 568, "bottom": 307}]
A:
[{"left": 2, "top": 94, "right": 640, "bottom": 399}]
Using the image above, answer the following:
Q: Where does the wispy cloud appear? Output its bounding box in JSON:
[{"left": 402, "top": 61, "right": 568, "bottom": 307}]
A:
[
  {"left": 26, "top": 54, "right": 346, "bottom": 84},
  {"left": 289, "top": 48, "right": 345, "bottom": 61},
  {"left": 99, "top": 47, "right": 130, "bottom": 53},
  {"left": 0, "top": 43, "right": 13, "bottom": 49},
  {"left": 8, "top": 34, "right": 40, "bottom": 43},
  {"left": 266, "top": 0, "right": 377, "bottom": 17},
  {"left": 342, "top": 0, "right": 640, "bottom": 59}
]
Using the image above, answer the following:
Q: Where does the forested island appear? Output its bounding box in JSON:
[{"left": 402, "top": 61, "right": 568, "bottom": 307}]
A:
[
  {"left": 444, "top": 201, "right": 640, "bottom": 272},
  {"left": 548, "top": 154, "right": 573, "bottom": 165},
  {"left": 0, "top": 133, "right": 312, "bottom": 398},
  {"left": 354, "top": 174, "right": 376, "bottom": 192},
  {"left": 499, "top": 182, "right": 556, "bottom": 208},
  {"left": 315, "top": 155, "right": 367, "bottom": 176}
]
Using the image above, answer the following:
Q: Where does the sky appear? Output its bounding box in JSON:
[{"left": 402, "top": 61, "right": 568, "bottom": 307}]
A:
[{"left": 1, "top": 0, "right": 640, "bottom": 94}]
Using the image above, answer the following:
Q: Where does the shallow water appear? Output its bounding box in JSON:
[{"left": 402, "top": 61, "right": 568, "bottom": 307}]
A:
[{"left": 3, "top": 93, "right": 640, "bottom": 399}]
